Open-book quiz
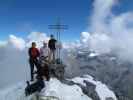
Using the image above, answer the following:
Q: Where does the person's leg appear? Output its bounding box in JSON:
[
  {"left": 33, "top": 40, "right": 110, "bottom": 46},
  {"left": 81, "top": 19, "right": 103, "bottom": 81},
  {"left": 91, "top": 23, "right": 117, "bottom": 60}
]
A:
[
  {"left": 47, "top": 69, "right": 50, "bottom": 81},
  {"left": 44, "top": 64, "right": 50, "bottom": 81},
  {"left": 29, "top": 59, "right": 34, "bottom": 81},
  {"left": 34, "top": 59, "right": 39, "bottom": 71},
  {"left": 53, "top": 49, "right": 55, "bottom": 61},
  {"left": 34, "top": 58, "right": 42, "bottom": 79},
  {"left": 49, "top": 49, "right": 52, "bottom": 62}
]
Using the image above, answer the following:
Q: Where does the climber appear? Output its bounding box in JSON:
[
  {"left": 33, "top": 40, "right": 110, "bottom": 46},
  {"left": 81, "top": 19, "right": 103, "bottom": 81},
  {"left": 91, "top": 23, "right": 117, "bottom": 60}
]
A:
[
  {"left": 48, "top": 34, "right": 57, "bottom": 62},
  {"left": 39, "top": 42, "right": 50, "bottom": 81},
  {"left": 25, "top": 76, "right": 45, "bottom": 96},
  {"left": 28, "top": 42, "right": 40, "bottom": 81},
  {"left": 40, "top": 42, "right": 50, "bottom": 61}
]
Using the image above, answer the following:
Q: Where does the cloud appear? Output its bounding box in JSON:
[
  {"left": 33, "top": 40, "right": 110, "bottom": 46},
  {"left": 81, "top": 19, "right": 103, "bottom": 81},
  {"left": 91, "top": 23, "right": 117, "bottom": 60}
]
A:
[
  {"left": 110, "top": 12, "right": 133, "bottom": 36},
  {"left": 82, "top": 0, "right": 133, "bottom": 61},
  {"left": 0, "top": 41, "right": 7, "bottom": 47},
  {"left": 90, "top": 0, "right": 116, "bottom": 33},
  {"left": 80, "top": 32, "right": 114, "bottom": 54},
  {"left": 8, "top": 35, "right": 26, "bottom": 50},
  {"left": 80, "top": 32, "right": 90, "bottom": 44},
  {"left": 26, "top": 32, "right": 49, "bottom": 48},
  {"left": 0, "top": 39, "right": 28, "bottom": 89},
  {"left": 63, "top": 41, "right": 81, "bottom": 49},
  {"left": 0, "top": 32, "right": 49, "bottom": 89}
]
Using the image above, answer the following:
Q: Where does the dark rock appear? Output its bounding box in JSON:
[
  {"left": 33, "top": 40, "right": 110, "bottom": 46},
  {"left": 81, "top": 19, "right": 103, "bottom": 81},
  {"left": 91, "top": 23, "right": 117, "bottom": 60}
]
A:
[
  {"left": 76, "top": 81, "right": 100, "bottom": 100},
  {"left": 49, "top": 62, "right": 66, "bottom": 81},
  {"left": 58, "top": 75, "right": 100, "bottom": 100}
]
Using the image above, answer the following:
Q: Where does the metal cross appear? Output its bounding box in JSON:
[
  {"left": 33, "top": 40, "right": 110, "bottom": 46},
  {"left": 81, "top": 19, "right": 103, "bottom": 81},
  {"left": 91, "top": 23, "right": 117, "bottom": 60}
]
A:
[{"left": 48, "top": 18, "right": 68, "bottom": 59}]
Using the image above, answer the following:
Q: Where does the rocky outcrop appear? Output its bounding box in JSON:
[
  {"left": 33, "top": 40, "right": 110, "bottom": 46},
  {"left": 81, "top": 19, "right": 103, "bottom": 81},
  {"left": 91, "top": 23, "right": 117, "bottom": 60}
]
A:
[
  {"left": 49, "top": 63, "right": 66, "bottom": 80},
  {"left": 78, "top": 80, "right": 100, "bottom": 100}
]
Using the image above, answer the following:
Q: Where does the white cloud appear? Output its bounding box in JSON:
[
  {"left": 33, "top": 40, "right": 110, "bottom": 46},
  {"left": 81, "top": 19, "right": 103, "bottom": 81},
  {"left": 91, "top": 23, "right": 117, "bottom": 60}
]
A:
[
  {"left": 83, "top": 0, "right": 133, "bottom": 61},
  {"left": 8, "top": 35, "right": 26, "bottom": 50},
  {"left": 80, "top": 32, "right": 113, "bottom": 54},
  {"left": 26, "top": 32, "right": 49, "bottom": 48},
  {"left": 90, "top": 0, "right": 116, "bottom": 33},
  {"left": 0, "top": 32, "right": 49, "bottom": 89},
  {"left": 0, "top": 44, "right": 28, "bottom": 89},
  {"left": 0, "top": 41, "right": 7, "bottom": 47},
  {"left": 63, "top": 41, "right": 81, "bottom": 50},
  {"left": 80, "top": 32, "right": 90, "bottom": 44},
  {"left": 110, "top": 12, "right": 133, "bottom": 36}
]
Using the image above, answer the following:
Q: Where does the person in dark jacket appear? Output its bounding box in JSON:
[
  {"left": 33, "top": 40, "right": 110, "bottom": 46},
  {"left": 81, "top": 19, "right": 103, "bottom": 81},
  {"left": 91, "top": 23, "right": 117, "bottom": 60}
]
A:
[
  {"left": 48, "top": 35, "right": 57, "bottom": 62},
  {"left": 25, "top": 77, "right": 45, "bottom": 96},
  {"left": 28, "top": 42, "right": 40, "bottom": 81}
]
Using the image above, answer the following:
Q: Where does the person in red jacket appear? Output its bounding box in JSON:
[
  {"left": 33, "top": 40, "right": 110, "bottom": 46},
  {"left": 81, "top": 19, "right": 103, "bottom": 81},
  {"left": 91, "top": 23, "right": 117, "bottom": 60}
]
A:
[{"left": 28, "top": 42, "right": 40, "bottom": 81}]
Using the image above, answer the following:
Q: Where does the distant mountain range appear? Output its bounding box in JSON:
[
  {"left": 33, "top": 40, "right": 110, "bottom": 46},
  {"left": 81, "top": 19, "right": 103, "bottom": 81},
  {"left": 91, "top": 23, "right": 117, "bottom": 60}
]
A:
[{"left": 62, "top": 48, "right": 133, "bottom": 100}]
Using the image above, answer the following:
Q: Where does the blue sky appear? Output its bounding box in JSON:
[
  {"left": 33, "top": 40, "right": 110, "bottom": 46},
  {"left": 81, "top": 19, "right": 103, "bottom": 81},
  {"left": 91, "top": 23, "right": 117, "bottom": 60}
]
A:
[{"left": 0, "top": 0, "right": 133, "bottom": 41}]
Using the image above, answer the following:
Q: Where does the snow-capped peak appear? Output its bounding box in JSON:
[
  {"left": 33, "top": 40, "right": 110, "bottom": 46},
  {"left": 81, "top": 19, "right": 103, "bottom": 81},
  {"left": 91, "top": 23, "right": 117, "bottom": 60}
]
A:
[
  {"left": 40, "top": 78, "right": 91, "bottom": 100},
  {"left": 71, "top": 75, "right": 117, "bottom": 100},
  {"left": 39, "top": 75, "right": 117, "bottom": 100},
  {"left": 0, "top": 75, "right": 117, "bottom": 100}
]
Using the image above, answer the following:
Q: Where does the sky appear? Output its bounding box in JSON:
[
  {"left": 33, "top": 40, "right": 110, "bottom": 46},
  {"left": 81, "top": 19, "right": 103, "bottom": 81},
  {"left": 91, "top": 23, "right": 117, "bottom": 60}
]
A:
[
  {"left": 0, "top": 0, "right": 133, "bottom": 42},
  {"left": 0, "top": 0, "right": 92, "bottom": 41}
]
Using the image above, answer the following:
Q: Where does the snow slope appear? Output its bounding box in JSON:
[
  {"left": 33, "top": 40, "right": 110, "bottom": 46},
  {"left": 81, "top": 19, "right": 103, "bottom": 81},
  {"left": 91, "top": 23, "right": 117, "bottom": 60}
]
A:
[
  {"left": 40, "top": 78, "right": 92, "bottom": 100},
  {"left": 40, "top": 75, "right": 117, "bottom": 100},
  {"left": 0, "top": 82, "right": 34, "bottom": 100},
  {"left": 0, "top": 76, "right": 117, "bottom": 100},
  {"left": 71, "top": 75, "right": 117, "bottom": 100}
]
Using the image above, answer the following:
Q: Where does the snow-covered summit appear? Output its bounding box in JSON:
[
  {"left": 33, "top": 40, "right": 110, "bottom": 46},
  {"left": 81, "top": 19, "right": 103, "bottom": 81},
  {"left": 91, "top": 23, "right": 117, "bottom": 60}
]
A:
[
  {"left": 0, "top": 75, "right": 117, "bottom": 100},
  {"left": 40, "top": 76, "right": 117, "bottom": 100},
  {"left": 40, "top": 78, "right": 91, "bottom": 100}
]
